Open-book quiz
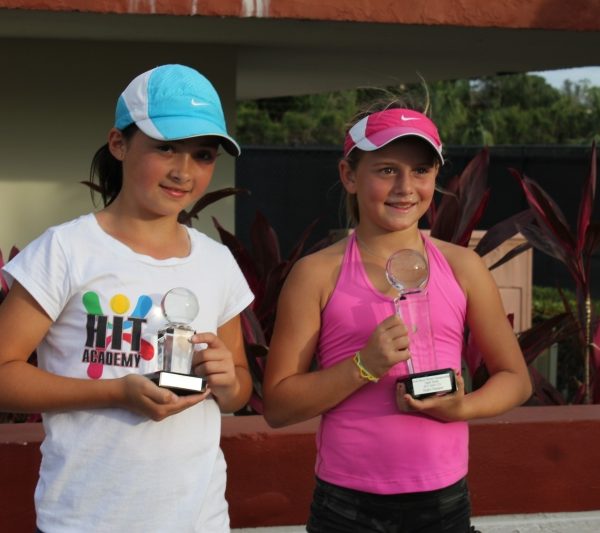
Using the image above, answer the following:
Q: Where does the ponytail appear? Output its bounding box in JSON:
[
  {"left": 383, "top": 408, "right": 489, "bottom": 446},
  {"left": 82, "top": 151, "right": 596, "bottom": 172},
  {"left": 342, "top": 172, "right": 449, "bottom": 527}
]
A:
[{"left": 89, "top": 124, "right": 138, "bottom": 207}]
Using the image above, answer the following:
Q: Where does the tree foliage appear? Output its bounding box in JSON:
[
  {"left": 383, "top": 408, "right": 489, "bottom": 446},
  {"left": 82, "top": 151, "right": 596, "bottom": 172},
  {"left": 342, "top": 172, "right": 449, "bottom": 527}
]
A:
[
  {"left": 236, "top": 74, "right": 600, "bottom": 146},
  {"left": 237, "top": 91, "right": 357, "bottom": 146}
]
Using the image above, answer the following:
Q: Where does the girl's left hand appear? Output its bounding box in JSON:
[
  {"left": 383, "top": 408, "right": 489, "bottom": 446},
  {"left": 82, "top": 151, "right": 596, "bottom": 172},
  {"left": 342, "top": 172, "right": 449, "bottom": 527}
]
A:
[
  {"left": 190, "top": 332, "right": 238, "bottom": 400},
  {"left": 396, "top": 371, "right": 467, "bottom": 422}
]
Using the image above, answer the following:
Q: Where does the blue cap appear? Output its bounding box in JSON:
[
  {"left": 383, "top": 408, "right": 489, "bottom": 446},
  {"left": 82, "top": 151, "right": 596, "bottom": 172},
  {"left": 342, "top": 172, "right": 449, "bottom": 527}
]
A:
[{"left": 115, "top": 64, "right": 241, "bottom": 156}]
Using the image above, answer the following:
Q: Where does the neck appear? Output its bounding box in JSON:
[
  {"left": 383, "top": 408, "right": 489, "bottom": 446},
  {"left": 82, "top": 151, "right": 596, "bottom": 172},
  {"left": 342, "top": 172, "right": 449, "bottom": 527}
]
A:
[
  {"left": 354, "top": 228, "right": 425, "bottom": 260},
  {"left": 95, "top": 209, "right": 190, "bottom": 259}
]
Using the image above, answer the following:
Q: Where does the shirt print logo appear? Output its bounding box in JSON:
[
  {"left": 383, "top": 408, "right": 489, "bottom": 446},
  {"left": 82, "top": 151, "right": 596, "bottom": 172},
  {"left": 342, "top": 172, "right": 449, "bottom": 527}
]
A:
[{"left": 81, "top": 292, "right": 154, "bottom": 379}]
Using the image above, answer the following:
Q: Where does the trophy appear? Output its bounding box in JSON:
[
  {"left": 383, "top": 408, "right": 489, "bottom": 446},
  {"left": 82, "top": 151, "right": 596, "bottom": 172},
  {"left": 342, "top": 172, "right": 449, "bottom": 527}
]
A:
[
  {"left": 386, "top": 250, "right": 456, "bottom": 400},
  {"left": 146, "top": 287, "right": 207, "bottom": 395}
]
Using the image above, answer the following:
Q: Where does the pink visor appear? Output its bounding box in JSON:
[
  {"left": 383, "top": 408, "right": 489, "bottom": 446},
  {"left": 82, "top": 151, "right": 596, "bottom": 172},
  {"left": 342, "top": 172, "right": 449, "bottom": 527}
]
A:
[{"left": 343, "top": 108, "right": 443, "bottom": 163}]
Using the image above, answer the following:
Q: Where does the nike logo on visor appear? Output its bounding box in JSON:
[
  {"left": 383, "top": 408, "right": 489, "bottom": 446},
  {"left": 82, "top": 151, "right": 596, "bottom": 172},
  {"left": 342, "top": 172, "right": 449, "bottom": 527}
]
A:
[
  {"left": 191, "top": 99, "right": 209, "bottom": 106},
  {"left": 400, "top": 115, "right": 419, "bottom": 121}
]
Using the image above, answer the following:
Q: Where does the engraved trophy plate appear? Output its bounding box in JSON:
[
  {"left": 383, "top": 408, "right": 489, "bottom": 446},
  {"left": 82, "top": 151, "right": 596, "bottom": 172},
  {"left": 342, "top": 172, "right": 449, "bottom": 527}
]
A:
[
  {"left": 386, "top": 250, "right": 456, "bottom": 400},
  {"left": 146, "top": 287, "right": 207, "bottom": 395}
]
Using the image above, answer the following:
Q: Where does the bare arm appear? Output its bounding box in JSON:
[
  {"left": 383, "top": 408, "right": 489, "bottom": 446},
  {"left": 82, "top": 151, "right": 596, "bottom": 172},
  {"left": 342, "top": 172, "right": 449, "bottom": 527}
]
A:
[
  {"left": 263, "top": 253, "right": 411, "bottom": 427},
  {"left": 0, "top": 282, "right": 206, "bottom": 421},
  {"left": 400, "top": 248, "right": 532, "bottom": 421},
  {"left": 460, "top": 251, "right": 532, "bottom": 416},
  {"left": 191, "top": 313, "right": 252, "bottom": 413}
]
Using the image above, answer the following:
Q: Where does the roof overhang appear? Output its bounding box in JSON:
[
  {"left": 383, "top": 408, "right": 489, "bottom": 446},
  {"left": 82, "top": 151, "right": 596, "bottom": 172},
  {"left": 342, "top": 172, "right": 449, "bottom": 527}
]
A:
[{"left": 0, "top": 2, "right": 598, "bottom": 99}]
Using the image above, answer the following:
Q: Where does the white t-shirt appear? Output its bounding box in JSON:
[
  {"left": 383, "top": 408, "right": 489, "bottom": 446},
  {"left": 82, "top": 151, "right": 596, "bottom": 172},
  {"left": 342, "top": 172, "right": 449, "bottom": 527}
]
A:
[{"left": 3, "top": 214, "right": 254, "bottom": 533}]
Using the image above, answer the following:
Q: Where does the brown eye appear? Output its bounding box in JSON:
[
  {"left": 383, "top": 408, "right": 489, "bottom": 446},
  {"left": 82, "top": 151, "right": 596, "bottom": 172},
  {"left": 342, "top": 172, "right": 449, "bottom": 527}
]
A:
[
  {"left": 379, "top": 167, "right": 395, "bottom": 176},
  {"left": 195, "top": 149, "right": 218, "bottom": 162},
  {"left": 414, "top": 166, "right": 434, "bottom": 175}
]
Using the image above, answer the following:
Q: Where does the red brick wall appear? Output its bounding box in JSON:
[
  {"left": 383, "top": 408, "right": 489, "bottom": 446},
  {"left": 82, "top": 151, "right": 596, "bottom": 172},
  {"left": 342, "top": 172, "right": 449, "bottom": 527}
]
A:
[{"left": 1, "top": 0, "right": 600, "bottom": 31}]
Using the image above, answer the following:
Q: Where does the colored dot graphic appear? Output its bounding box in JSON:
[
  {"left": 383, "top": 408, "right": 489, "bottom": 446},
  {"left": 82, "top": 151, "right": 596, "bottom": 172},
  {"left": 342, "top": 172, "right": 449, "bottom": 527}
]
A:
[
  {"left": 110, "top": 294, "right": 130, "bottom": 315},
  {"left": 82, "top": 292, "right": 154, "bottom": 379}
]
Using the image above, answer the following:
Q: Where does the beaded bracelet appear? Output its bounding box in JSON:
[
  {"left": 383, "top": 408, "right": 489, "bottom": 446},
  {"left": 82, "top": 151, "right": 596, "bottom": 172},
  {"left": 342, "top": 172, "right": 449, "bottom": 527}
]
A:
[{"left": 353, "top": 352, "right": 379, "bottom": 383}]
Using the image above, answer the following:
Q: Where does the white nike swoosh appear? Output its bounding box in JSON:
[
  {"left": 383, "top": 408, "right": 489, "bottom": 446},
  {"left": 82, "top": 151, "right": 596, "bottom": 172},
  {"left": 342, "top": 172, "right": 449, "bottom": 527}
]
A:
[
  {"left": 400, "top": 115, "right": 419, "bottom": 121},
  {"left": 191, "top": 99, "right": 209, "bottom": 106}
]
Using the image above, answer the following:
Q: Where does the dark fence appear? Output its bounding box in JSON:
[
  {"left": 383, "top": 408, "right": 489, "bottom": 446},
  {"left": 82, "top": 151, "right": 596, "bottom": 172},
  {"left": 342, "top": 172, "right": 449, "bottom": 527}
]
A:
[{"left": 235, "top": 145, "right": 600, "bottom": 296}]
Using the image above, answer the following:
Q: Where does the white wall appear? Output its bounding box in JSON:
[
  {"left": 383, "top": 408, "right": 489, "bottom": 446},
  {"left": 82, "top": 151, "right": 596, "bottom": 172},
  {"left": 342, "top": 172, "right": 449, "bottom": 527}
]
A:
[{"left": 0, "top": 37, "right": 238, "bottom": 254}]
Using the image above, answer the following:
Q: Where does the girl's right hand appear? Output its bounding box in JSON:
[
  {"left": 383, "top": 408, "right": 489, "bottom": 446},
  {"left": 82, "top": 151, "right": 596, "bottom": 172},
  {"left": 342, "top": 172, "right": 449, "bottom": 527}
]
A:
[
  {"left": 119, "top": 374, "right": 208, "bottom": 421},
  {"left": 359, "top": 314, "right": 411, "bottom": 379}
]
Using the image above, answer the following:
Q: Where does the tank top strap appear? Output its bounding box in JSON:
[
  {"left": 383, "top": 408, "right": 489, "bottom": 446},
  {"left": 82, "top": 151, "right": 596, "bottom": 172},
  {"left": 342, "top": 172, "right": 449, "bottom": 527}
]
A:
[
  {"left": 421, "top": 231, "right": 456, "bottom": 282},
  {"left": 338, "top": 230, "right": 372, "bottom": 291}
]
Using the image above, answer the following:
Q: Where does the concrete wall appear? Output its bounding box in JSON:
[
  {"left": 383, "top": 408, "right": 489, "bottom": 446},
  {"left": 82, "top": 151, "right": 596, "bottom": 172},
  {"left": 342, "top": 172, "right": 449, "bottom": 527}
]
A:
[{"left": 0, "top": 37, "right": 238, "bottom": 253}]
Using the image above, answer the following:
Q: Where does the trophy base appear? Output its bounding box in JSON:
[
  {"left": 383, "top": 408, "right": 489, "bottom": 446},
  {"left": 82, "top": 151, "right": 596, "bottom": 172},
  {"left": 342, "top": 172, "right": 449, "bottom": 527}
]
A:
[
  {"left": 146, "top": 371, "right": 207, "bottom": 395},
  {"left": 397, "top": 368, "right": 456, "bottom": 400}
]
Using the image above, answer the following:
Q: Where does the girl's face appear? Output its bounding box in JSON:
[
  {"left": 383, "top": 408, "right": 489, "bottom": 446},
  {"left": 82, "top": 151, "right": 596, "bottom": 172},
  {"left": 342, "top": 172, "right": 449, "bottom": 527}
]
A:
[
  {"left": 340, "top": 138, "right": 439, "bottom": 233},
  {"left": 109, "top": 129, "right": 219, "bottom": 219}
]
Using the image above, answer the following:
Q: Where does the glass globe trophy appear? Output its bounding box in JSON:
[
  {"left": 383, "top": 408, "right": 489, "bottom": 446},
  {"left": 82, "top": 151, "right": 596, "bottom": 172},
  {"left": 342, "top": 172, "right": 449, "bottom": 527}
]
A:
[
  {"left": 146, "top": 288, "right": 207, "bottom": 395},
  {"left": 386, "top": 250, "right": 456, "bottom": 399}
]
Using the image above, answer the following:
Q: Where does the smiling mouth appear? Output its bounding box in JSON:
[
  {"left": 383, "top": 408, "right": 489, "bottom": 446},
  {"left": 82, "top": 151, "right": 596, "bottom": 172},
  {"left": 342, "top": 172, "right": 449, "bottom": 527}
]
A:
[
  {"left": 385, "top": 201, "right": 415, "bottom": 209},
  {"left": 160, "top": 185, "right": 190, "bottom": 196}
]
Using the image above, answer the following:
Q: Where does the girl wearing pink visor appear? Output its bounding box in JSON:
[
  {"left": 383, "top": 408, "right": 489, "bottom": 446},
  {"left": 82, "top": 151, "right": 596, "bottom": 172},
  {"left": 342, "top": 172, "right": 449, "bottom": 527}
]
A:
[{"left": 263, "top": 101, "right": 531, "bottom": 532}]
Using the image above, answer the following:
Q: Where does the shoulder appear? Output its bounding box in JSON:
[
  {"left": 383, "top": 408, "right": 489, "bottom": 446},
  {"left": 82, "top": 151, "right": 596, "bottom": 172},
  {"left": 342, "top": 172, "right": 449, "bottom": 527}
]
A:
[
  {"left": 12, "top": 215, "right": 92, "bottom": 261},
  {"left": 283, "top": 237, "right": 347, "bottom": 309},
  {"left": 38, "top": 214, "right": 93, "bottom": 242},
  {"left": 186, "top": 227, "right": 224, "bottom": 249},
  {"left": 3, "top": 217, "right": 91, "bottom": 319},
  {"left": 430, "top": 237, "right": 482, "bottom": 266},
  {"left": 28, "top": 214, "right": 103, "bottom": 259},
  {"left": 290, "top": 237, "right": 346, "bottom": 279},
  {"left": 186, "top": 227, "right": 236, "bottom": 260},
  {"left": 428, "top": 237, "right": 491, "bottom": 293}
]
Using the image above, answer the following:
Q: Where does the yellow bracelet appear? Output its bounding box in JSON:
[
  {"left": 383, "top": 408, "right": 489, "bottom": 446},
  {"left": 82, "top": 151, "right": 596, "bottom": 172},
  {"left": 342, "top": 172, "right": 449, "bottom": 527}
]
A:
[{"left": 353, "top": 352, "right": 379, "bottom": 383}]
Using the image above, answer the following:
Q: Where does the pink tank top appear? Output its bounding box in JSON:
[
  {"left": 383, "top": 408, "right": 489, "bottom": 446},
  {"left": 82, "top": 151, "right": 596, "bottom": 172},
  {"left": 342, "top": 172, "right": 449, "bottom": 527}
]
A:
[{"left": 315, "top": 232, "right": 468, "bottom": 494}]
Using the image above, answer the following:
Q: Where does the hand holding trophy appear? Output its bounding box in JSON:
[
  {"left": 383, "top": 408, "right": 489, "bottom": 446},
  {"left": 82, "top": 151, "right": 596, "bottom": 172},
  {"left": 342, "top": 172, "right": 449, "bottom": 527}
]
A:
[
  {"left": 146, "top": 287, "right": 207, "bottom": 395},
  {"left": 386, "top": 250, "right": 456, "bottom": 400}
]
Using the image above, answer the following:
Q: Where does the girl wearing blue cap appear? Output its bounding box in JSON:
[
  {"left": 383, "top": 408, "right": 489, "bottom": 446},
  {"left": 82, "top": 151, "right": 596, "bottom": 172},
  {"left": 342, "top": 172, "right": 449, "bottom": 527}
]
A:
[
  {"left": 263, "top": 99, "right": 532, "bottom": 532},
  {"left": 0, "top": 64, "right": 253, "bottom": 532}
]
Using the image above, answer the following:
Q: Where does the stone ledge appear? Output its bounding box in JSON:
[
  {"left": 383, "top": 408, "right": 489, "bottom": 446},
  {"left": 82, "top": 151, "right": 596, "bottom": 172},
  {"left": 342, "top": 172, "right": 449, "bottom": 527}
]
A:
[
  {"left": 1, "top": 406, "right": 599, "bottom": 531},
  {"left": 472, "top": 511, "right": 600, "bottom": 533},
  {"left": 467, "top": 405, "right": 600, "bottom": 517},
  {"left": 228, "top": 511, "right": 600, "bottom": 533}
]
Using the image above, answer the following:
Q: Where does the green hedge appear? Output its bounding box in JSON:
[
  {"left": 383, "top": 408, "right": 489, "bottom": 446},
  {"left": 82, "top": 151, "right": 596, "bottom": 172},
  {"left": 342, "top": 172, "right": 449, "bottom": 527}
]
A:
[{"left": 532, "top": 285, "right": 600, "bottom": 320}]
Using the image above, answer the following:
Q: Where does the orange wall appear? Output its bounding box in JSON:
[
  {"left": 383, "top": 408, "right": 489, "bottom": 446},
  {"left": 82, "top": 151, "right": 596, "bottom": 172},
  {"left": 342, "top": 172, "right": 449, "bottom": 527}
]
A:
[
  {"left": 1, "top": 406, "right": 600, "bottom": 530},
  {"left": 1, "top": 0, "right": 600, "bottom": 31}
]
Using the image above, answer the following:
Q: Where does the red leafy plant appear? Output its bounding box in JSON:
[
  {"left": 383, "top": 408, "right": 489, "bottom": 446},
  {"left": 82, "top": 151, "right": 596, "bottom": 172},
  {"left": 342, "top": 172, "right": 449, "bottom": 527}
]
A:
[
  {"left": 211, "top": 212, "right": 323, "bottom": 414},
  {"left": 428, "top": 148, "right": 492, "bottom": 247},
  {"left": 508, "top": 143, "right": 600, "bottom": 403},
  {"left": 426, "top": 147, "right": 592, "bottom": 405}
]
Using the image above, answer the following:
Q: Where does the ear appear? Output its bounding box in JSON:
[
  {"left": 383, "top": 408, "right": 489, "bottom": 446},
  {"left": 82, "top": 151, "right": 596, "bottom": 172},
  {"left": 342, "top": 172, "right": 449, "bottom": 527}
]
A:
[
  {"left": 339, "top": 159, "right": 357, "bottom": 194},
  {"left": 107, "top": 128, "right": 127, "bottom": 161}
]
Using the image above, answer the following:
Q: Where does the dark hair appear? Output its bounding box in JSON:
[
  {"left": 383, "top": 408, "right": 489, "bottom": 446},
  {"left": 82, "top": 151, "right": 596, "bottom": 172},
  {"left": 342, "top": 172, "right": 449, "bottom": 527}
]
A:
[
  {"left": 89, "top": 124, "right": 138, "bottom": 207},
  {"left": 342, "top": 90, "right": 441, "bottom": 227}
]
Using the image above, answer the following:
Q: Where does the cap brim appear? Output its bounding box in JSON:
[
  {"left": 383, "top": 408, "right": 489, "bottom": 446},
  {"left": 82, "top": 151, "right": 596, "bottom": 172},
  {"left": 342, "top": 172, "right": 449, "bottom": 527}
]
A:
[
  {"left": 137, "top": 117, "right": 241, "bottom": 157},
  {"left": 355, "top": 129, "right": 443, "bottom": 164}
]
